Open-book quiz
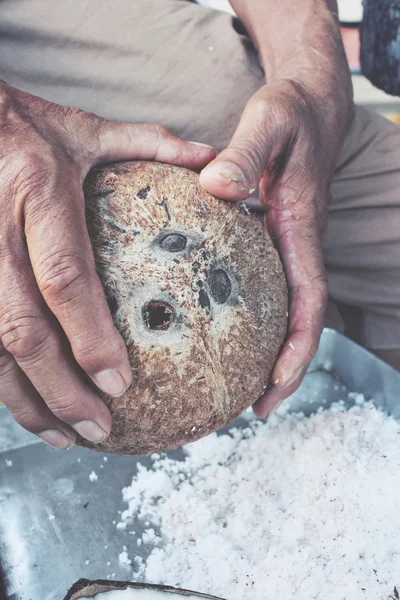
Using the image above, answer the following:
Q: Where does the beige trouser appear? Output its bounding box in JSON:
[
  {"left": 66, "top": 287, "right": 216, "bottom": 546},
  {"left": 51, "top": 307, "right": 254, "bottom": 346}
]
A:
[{"left": 0, "top": 0, "right": 399, "bottom": 350}]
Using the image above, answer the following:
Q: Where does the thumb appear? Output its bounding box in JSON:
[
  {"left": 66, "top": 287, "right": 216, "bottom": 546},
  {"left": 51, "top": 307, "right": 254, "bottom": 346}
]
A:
[
  {"left": 199, "top": 89, "right": 293, "bottom": 201},
  {"left": 93, "top": 119, "right": 216, "bottom": 170}
]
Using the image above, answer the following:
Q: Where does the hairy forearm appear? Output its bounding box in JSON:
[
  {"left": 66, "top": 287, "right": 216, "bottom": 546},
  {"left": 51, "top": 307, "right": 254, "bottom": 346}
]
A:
[
  {"left": 230, "top": 0, "right": 352, "bottom": 137},
  {"left": 230, "top": 1, "right": 348, "bottom": 87}
]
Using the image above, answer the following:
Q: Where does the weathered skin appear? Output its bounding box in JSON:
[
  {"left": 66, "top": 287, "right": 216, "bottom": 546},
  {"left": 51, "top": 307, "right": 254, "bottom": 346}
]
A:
[{"left": 80, "top": 161, "right": 288, "bottom": 455}]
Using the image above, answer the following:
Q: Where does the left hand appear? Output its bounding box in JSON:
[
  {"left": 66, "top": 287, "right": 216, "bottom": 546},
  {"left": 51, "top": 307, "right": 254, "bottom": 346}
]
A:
[{"left": 199, "top": 79, "right": 352, "bottom": 418}]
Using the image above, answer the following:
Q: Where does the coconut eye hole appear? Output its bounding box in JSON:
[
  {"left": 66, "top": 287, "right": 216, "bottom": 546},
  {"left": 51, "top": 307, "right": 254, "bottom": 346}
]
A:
[
  {"left": 143, "top": 301, "right": 174, "bottom": 331},
  {"left": 208, "top": 269, "right": 232, "bottom": 304},
  {"left": 160, "top": 233, "right": 187, "bottom": 252}
]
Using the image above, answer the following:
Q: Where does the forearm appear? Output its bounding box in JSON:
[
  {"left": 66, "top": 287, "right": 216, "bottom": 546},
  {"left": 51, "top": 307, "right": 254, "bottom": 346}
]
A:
[
  {"left": 230, "top": 0, "right": 353, "bottom": 149},
  {"left": 230, "top": 1, "right": 349, "bottom": 92}
]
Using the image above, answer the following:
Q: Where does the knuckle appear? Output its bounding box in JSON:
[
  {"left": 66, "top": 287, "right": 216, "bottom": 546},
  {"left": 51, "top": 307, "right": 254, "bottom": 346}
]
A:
[
  {"left": 8, "top": 153, "right": 72, "bottom": 217},
  {"left": 249, "top": 83, "right": 310, "bottom": 146},
  {"left": 0, "top": 344, "right": 15, "bottom": 377},
  {"left": 47, "top": 394, "right": 83, "bottom": 422},
  {"left": 0, "top": 313, "right": 50, "bottom": 362},
  {"left": 73, "top": 330, "right": 124, "bottom": 371},
  {"left": 146, "top": 123, "right": 174, "bottom": 152},
  {"left": 36, "top": 253, "right": 89, "bottom": 306},
  {"left": 9, "top": 405, "right": 42, "bottom": 433},
  {"left": 151, "top": 124, "right": 170, "bottom": 139},
  {"left": 50, "top": 104, "right": 94, "bottom": 146},
  {"left": 10, "top": 152, "right": 50, "bottom": 198},
  {"left": 145, "top": 123, "right": 173, "bottom": 156},
  {"left": 249, "top": 94, "right": 290, "bottom": 133},
  {"left": 247, "top": 95, "right": 269, "bottom": 120},
  {"left": 9, "top": 148, "right": 76, "bottom": 209},
  {"left": 67, "top": 108, "right": 104, "bottom": 159},
  {"left": 73, "top": 338, "right": 103, "bottom": 370},
  {"left": 234, "top": 143, "right": 264, "bottom": 178}
]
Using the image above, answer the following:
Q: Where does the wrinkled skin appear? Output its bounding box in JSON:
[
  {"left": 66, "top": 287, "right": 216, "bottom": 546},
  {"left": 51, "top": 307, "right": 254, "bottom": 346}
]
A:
[
  {"left": 0, "top": 82, "right": 215, "bottom": 449},
  {"left": 200, "top": 0, "right": 353, "bottom": 417},
  {"left": 200, "top": 79, "right": 352, "bottom": 417},
  {"left": 0, "top": 0, "right": 354, "bottom": 446}
]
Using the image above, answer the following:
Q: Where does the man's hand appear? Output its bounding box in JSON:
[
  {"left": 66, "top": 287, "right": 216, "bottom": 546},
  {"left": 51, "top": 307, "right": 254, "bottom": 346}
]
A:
[
  {"left": 200, "top": 0, "right": 353, "bottom": 417},
  {"left": 0, "top": 82, "right": 215, "bottom": 448}
]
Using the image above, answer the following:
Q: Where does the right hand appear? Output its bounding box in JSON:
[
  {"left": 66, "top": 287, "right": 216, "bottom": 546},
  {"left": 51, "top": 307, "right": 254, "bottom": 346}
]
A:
[{"left": 0, "top": 82, "right": 215, "bottom": 449}]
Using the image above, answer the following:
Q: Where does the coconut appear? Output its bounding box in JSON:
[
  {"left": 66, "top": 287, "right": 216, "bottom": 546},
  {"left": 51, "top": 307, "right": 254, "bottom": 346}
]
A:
[
  {"left": 81, "top": 161, "right": 288, "bottom": 455},
  {"left": 63, "top": 579, "right": 225, "bottom": 600}
]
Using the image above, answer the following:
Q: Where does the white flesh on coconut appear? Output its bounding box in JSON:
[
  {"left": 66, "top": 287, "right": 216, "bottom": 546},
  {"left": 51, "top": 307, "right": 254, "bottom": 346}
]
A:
[{"left": 82, "top": 589, "right": 200, "bottom": 599}]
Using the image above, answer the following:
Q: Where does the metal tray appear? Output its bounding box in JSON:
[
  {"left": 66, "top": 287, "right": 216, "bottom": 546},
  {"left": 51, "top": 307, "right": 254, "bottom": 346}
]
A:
[{"left": 0, "top": 329, "right": 399, "bottom": 600}]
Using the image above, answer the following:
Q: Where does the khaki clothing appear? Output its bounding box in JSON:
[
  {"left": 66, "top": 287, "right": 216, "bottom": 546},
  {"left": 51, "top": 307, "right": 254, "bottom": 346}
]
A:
[{"left": 0, "top": 0, "right": 399, "bottom": 349}]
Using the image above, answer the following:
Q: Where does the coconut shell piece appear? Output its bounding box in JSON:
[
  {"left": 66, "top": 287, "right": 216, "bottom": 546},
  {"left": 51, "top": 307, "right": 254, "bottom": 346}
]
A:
[
  {"left": 81, "top": 161, "right": 288, "bottom": 455},
  {"left": 63, "top": 579, "right": 226, "bottom": 600}
]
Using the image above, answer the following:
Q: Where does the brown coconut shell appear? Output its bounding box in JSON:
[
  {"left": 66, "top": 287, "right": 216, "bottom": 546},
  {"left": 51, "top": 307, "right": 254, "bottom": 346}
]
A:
[
  {"left": 63, "top": 579, "right": 226, "bottom": 600},
  {"left": 81, "top": 161, "right": 288, "bottom": 455}
]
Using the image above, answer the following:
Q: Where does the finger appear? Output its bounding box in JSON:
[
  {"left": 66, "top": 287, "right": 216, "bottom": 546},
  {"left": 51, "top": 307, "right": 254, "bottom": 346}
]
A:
[
  {"left": 22, "top": 162, "right": 132, "bottom": 399},
  {"left": 266, "top": 205, "right": 327, "bottom": 390},
  {"left": 253, "top": 364, "right": 308, "bottom": 419},
  {"left": 0, "top": 249, "right": 112, "bottom": 443},
  {"left": 253, "top": 299, "right": 322, "bottom": 420},
  {"left": 0, "top": 343, "right": 76, "bottom": 449},
  {"left": 92, "top": 120, "right": 216, "bottom": 170},
  {"left": 254, "top": 284, "right": 325, "bottom": 419},
  {"left": 254, "top": 185, "right": 327, "bottom": 419},
  {"left": 199, "top": 87, "right": 295, "bottom": 200}
]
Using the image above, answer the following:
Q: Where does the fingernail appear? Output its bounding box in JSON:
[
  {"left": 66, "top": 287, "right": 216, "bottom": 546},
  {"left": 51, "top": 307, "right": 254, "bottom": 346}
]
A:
[
  {"left": 203, "top": 162, "right": 247, "bottom": 189},
  {"left": 73, "top": 420, "right": 109, "bottom": 443},
  {"left": 93, "top": 369, "right": 126, "bottom": 397},
  {"left": 38, "top": 430, "right": 74, "bottom": 450},
  {"left": 188, "top": 141, "right": 214, "bottom": 149},
  {"left": 277, "top": 365, "right": 306, "bottom": 390}
]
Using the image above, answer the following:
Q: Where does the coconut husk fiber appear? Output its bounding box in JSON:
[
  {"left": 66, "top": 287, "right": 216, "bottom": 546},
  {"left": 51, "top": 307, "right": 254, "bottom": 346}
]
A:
[{"left": 80, "top": 161, "right": 288, "bottom": 455}]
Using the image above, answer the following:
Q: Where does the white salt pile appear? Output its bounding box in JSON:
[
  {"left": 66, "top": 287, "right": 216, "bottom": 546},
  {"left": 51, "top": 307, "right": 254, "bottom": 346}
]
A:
[{"left": 118, "top": 400, "right": 400, "bottom": 600}]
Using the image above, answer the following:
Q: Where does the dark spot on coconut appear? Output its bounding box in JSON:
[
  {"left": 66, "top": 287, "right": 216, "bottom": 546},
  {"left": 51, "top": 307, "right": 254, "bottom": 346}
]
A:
[
  {"left": 107, "top": 296, "right": 119, "bottom": 316},
  {"left": 197, "top": 280, "right": 204, "bottom": 288},
  {"left": 173, "top": 258, "right": 180, "bottom": 264},
  {"left": 192, "top": 261, "right": 201, "bottom": 274},
  {"left": 96, "top": 189, "right": 115, "bottom": 198},
  {"left": 208, "top": 269, "right": 232, "bottom": 304},
  {"left": 198, "top": 288, "right": 211, "bottom": 311},
  {"left": 100, "top": 240, "right": 114, "bottom": 250},
  {"left": 201, "top": 249, "right": 210, "bottom": 262},
  {"left": 137, "top": 185, "right": 151, "bottom": 199},
  {"left": 160, "top": 233, "right": 187, "bottom": 252},
  {"left": 143, "top": 301, "right": 174, "bottom": 331},
  {"left": 108, "top": 222, "right": 126, "bottom": 233}
]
